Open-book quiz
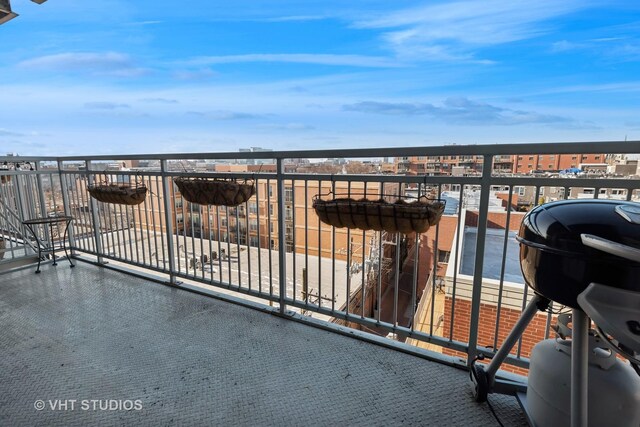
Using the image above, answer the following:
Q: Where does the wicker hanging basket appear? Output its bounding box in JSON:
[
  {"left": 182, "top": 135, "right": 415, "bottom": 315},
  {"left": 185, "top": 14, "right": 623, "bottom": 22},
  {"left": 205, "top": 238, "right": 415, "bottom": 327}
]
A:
[
  {"left": 312, "top": 195, "right": 445, "bottom": 234},
  {"left": 88, "top": 184, "right": 148, "bottom": 205},
  {"left": 173, "top": 177, "right": 255, "bottom": 206}
]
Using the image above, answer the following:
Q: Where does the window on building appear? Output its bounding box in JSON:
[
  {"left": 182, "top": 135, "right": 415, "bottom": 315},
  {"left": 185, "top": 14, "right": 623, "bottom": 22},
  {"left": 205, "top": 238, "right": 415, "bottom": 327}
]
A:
[
  {"left": 269, "top": 204, "right": 274, "bottom": 216},
  {"left": 269, "top": 222, "right": 274, "bottom": 233},
  {"left": 438, "top": 251, "right": 451, "bottom": 263},
  {"left": 268, "top": 186, "right": 274, "bottom": 198},
  {"left": 529, "top": 156, "right": 534, "bottom": 160},
  {"left": 595, "top": 156, "right": 601, "bottom": 160},
  {"left": 249, "top": 219, "right": 258, "bottom": 232},
  {"left": 285, "top": 187, "right": 293, "bottom": 203},
  {"left": 250, "top": 236, "right": 259, "bottom": 247},
  {"left": 249, "top": 202, "right": 258, "bottom": 214},
  {"left": 514, "top": 186, "right": 526, "bottom": 196}
]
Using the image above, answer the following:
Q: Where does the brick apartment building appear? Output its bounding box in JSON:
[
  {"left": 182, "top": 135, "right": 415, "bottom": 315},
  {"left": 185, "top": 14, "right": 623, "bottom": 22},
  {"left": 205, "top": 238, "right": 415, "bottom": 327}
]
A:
[{"left": 396, "top": 153, "right": 608, "bottom": 175}]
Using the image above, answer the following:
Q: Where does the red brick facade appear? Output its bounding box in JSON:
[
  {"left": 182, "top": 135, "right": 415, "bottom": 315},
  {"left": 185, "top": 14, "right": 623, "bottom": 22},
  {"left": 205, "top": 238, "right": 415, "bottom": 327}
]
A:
[{"left": 443, "top": 297, "right": 552, "bottom": 375}]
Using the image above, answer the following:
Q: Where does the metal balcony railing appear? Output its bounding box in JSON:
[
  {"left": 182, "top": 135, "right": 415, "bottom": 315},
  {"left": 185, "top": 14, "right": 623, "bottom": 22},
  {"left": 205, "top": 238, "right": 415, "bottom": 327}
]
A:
[{"left": 1, "top": 141, "right": 639, "bottom": 374}]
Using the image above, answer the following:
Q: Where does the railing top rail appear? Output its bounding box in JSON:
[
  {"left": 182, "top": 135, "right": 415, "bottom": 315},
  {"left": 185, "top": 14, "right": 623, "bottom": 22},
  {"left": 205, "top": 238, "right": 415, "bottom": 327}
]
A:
[{"left": 1, "top": 140, "right": 637, "bottom": 163}]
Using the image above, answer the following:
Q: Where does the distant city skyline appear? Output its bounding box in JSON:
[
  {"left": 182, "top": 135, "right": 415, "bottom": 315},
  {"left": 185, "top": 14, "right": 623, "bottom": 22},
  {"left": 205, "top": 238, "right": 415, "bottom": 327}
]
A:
[{"left": 1, "top": 0, "right": 640, "bottom": 155}]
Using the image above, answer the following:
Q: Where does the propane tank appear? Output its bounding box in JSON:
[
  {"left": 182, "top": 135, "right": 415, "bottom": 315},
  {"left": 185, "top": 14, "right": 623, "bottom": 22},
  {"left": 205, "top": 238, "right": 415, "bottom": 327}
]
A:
[{"left": 527, "top": 335, "right": 640, "bottom": 427}]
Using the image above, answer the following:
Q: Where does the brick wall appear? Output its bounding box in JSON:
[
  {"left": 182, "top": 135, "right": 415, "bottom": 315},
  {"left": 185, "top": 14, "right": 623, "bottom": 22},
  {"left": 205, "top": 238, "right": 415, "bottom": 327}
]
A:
[
  {"left": 443, "top": 296, "right": 552, "bottom": 375},
  {"left": 464, "top": 210, "right": 526, "bottom": 231}
]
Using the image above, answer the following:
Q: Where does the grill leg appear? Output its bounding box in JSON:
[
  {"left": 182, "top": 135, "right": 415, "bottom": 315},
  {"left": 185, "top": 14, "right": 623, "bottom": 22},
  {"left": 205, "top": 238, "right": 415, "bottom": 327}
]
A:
[
  {"left": 471, "top": 294, "right": 549, "bottom": 401},
  {"left": 571, "top": 309, "right": 589, "bottom": 427}
]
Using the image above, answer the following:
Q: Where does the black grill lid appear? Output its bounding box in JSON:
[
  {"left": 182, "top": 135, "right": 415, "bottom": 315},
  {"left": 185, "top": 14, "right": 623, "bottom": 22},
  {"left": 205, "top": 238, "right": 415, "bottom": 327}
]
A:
[{"left": 518, "top": 199, "right": 640, "bottom": 257}]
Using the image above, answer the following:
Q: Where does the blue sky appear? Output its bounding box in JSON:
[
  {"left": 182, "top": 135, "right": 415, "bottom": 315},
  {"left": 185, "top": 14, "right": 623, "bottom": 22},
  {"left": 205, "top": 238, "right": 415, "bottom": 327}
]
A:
[{"left": 1, "top": 0, "right": 640, "bottom": 155}]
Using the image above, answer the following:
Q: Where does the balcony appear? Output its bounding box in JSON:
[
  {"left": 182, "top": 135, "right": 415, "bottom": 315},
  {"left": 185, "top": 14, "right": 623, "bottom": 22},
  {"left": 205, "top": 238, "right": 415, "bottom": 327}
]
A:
[
  {"left": 1, "top": 141, "right": 639, "bottom": 425},
  {"left": 1, "top": 262, "right": 527, "bottom": 425}
]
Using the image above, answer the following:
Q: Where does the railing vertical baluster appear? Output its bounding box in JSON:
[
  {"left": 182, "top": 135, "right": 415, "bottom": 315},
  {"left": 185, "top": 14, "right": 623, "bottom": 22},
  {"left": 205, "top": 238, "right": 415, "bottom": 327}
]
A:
[
  {"left": 466, "top": 155, "right": 494, "bottom": 366},
  {"left": 291, "top": 179, "right": 297, "bottom": 304},
  {"left": 57, "top": 162, "right": 76, "bottom": 255},
  {"left": 86, "top": 162, "right": 105, "bottom": 263},
  {"left": 304, "top": 179, "right": 309, "bottom": 308},
  {"left": 361, "top": 182, "right": 368, "bottom": 320},
  {"left": 32, "top": 163, "right": 50, "bottom": 246},
  {"left": 317, "top": 179, "right": 322, "bottom": 309},
  {"left": 276, "top": 158, "right": 287, "bottom": 314},
  {"left": 331, "top": 180, "right": 336, "bottom": 314},
  {"left": 267, "top": 180, "right": 273, "bottom": 298},
  {"left": 448, "top": 184, "right": 465, "bottom": 341},
  {"left": 346, "top": 181, "right": 352, "bottom": 319},
  {"left": 156, "top": 176, "right": 167, "bottom": 270},
  {"left": 160, "top": 160, "right": 177, "bottom": 284},
  {"left": 255, "top": 181, "right": 262, "bottom": 294},
  {"left": 493, "top": 186, "right": 514, "bottom": 350}
]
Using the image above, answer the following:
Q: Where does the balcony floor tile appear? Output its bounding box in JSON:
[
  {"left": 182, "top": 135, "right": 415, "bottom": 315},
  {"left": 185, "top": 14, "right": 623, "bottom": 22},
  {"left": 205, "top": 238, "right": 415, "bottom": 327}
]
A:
[{"left": 0, "top": 262, "right": 526, "bottom": 426}]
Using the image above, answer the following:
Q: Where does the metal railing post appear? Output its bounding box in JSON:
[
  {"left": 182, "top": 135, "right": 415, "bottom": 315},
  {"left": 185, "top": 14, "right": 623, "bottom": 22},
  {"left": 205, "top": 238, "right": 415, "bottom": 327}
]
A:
[
  {"left": 161, "top": 160, "right": 177, "bottom": 284},
  {"left": 57, "top": 160, "right": 76, "bottom": 255},
  {"left": 32, "top": 163, "right": 52, "bottom": 245},
  {"left": 466, "top": 156, "right": 494, "bottom": 367},
  {"left": 276, "top": 158, "right": 287, "bottom": 314},
  {"left": 11, "top": 172, "right": 34, "bottom": 255},
  {"left": 86, "top": 161, "right": 106, "bottom": 264}
]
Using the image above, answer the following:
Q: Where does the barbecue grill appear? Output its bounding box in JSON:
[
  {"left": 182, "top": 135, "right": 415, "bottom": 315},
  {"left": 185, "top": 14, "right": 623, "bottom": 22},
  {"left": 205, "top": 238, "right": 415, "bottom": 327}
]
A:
[
  {"left": 517, "top": 199, "right": 640, "bottom": 308},
  {"left": 470, "top": 199, "right": 640, "bottom": 426}
]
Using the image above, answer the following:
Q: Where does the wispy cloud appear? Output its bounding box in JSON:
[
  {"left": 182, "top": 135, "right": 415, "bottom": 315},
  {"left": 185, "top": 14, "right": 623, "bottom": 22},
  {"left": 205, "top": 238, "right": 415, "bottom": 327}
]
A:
[
  {"left": 124, "top": 20, "right": 163, "bottom": 26},
  {"left": 258, "top": 123, "right": 315, "bottom": 131},
  {"left": 343, "top": 97, "right": 578, "bottom": 126},
  {"left": 261, "top": 15, "right": 328, "bottom": 23},
  {"left": 186, "top": 111, "right": 262, "bottom": 120},
  {"left": 18, "top": 52, "right": 149, "bottom": 77},
  {"left": 188, "top": 54, "right": 404, "bottom": 68},
  {"left": 172, "top": 69, "right": 218, "bottom": 81},
  {"left": 355, "top": 0, "right": 590, "bottom": 62},
  {"left": 0, "top": 129, "right": 25, "bottom": 137},
  {"left": 139, "top": 98, "right": 179, "bottom": 104},
  {"left": 84, "top": 102, "right": 131, "bottom": 110}
]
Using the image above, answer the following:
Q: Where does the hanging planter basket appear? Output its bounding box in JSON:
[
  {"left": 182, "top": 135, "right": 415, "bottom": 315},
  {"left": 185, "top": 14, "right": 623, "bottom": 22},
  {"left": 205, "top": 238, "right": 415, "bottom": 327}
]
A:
[
  {"left": 312, "top": 194, "right": 445, "bottom": 234},
  {"left": 88, "top": 183, "right": 148, "bottom": 205},
  {"left": 173, "top": 177, "right": 255, "bottom": 206}
]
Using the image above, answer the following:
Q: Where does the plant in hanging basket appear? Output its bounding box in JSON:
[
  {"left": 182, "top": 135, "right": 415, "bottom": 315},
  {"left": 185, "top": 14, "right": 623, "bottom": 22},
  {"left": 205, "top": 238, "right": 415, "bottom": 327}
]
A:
[
  {"left": 88, "top": 183, "right": 148, "bottom": 205},
  {"left": 173, "top": 177, "right": 255, "bottom": 206},
  {"left": 312, "top": 195, "right": 445, "bottom": 234}
]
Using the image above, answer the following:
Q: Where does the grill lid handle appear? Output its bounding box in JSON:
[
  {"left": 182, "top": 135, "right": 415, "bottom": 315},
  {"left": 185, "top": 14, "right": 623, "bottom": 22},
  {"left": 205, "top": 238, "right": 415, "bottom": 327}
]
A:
[{"left": 580, "top": 233, "right": 640, "bottom": 263}]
